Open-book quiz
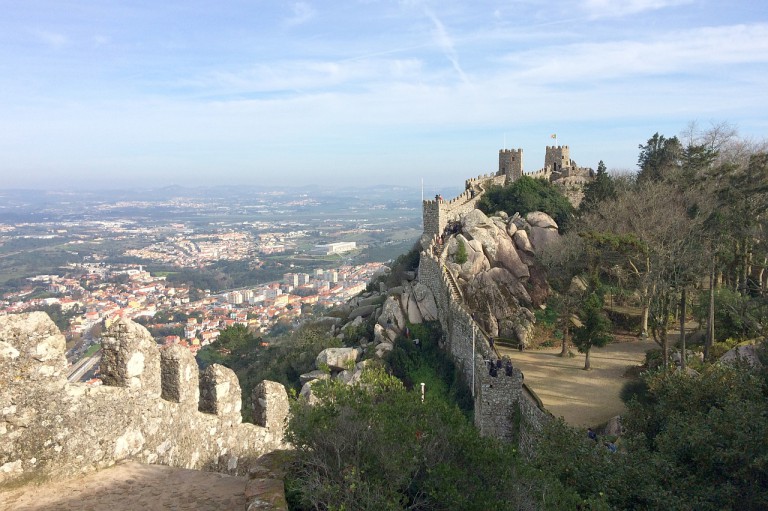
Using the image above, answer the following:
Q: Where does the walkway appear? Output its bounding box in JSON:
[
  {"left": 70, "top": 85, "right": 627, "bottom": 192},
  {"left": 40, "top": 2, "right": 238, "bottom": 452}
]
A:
[
  {"left": 0, "top": 453, "right": 291, "bottom": 511},
  {"left": 498, "top": 336, "right": 656, "bottom": 427}
]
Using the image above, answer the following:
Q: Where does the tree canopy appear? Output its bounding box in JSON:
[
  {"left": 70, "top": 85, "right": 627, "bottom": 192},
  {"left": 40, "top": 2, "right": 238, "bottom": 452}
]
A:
[{"left": 477, "top": 176, "right": 575, "bottom": 231}]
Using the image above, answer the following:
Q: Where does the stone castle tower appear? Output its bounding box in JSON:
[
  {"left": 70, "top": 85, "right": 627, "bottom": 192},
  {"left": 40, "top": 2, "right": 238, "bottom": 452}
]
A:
[
  {"left": 544, "top": 145, "right": 572, "bottom": 176},
  {"left": 499, "top": 149, "right": 523, "bottom": 184}
]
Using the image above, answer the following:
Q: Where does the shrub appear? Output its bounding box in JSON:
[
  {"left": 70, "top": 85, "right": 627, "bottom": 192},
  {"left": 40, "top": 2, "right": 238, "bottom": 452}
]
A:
[{"left": 455, "top": 238, "right": 468, "bottom": 264}]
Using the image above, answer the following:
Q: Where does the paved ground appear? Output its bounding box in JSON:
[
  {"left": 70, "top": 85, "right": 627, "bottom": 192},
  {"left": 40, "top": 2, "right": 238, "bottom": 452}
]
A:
[
  {"left": 0, "top": 462, "right": 248, "bottom": 511},
  {"left": 499, "top": 336, "right": 655, "bottom": 427}
]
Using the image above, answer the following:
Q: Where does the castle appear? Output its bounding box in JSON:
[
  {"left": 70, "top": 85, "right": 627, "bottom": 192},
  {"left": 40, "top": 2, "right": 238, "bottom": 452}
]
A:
[
  {"left": 424, "top": 146, "right": 593, "bottom": 243},
  {"left": 500, "top": 146, "right": 595, "bottom": 204}
]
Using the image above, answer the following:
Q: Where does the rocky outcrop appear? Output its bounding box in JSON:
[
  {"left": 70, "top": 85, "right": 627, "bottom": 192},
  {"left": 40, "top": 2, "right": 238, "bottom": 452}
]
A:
[
  {"left": 315, "top": 347, "right": 361, "bottom": 371},
  {"left": 720, "top": 344, "right": 762, "bottom": 367},
  {"left": 442, "top": 209, "right": 556, "bottom": 345}
]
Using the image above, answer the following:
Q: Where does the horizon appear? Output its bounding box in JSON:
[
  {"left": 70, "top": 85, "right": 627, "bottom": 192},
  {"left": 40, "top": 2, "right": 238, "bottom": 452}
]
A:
[{"left": 2, "top": 1, "right": 766, "bottom": 190}]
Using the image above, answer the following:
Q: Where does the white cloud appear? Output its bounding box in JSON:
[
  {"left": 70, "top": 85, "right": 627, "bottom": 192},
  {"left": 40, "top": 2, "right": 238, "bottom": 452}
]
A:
[
  {"left": 30, "top": 29, "right": 69, "bottom": 49},
  {"left": 582, "top": 0, "right": 693, "bottom": 18},
  {"left": 284, "top": 2, "right": 316, "bottom": 26},
  {"left": 504, "top": 23, "right": 768, "bottom": 84},
  {"left": 423, "top": 7, "right": 470, "bottom": 84}
]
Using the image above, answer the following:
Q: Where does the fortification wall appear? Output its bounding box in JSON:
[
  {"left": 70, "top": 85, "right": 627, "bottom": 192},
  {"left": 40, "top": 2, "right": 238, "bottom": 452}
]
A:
[
  {"left": 421, "top": 186, "right": 487, "bottom": 250},
  {"left": 418, "top": 224, "right": 551, "bottom": 449},
  {"left": 0, "top": 312, "right": 289, "bottom": 490}
]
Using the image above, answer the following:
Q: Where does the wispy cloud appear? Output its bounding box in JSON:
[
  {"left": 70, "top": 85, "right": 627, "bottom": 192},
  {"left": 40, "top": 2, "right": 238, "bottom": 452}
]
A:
[
  {"left": 581, "top": 0, "right": 693, "bottom": 18},
  {"left": 423, "top": 7, "right": 470, "bottom": 85},
  {"left": 30, "top": 28, "right": 69, "bottom": 49},
  {"left": 504, "top": 23, "right": 768, "bottom": 83},
  {"left": 284, "top": 2, "right": 316, "bottom": 27},
  {"left": 194, "top": 58, "right": 424, "bottom": 96}
]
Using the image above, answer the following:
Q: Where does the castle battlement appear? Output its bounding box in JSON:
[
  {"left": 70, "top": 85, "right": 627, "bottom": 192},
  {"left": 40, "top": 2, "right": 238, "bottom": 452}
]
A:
[{"left": 0, "top": 312, "right": 289, "bottom": 490}]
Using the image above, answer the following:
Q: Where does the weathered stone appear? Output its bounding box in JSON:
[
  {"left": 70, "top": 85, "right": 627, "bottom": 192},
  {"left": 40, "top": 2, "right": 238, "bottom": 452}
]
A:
[
  {"left": 513, "top": 230, "right": 534, "bottom": 255},
  {"left": 494, "top": 234, "right": 530, "bottom": 280},
  {"left": 299, "top": 370, "right": 329, "bottom": 385},
  {"left": 375, "top": 342, "right": 394, "bottom": 358},
  {"left": 525, "top": 211, "right": 558, "bottom": 229},
  {"left": 0, "top": 313, "right": 290, "bottom": 489},
  {"left": 461, "top": 209, "right": 500, "bottom": 261},
  {"left": 299, "top": 380, "right": 322, "bottom": 406},
  {"left": 252, "top": 381, "right": 290, "bottom": 432},
  {"left": 315, "top": 347, "right": 361, "bottom": 371},
  {"left": 412, "top": 281, "right": 439, "bottom": 322},
  {"left": 506, "top": 219, "right": 518, "bottom": 238},
  {"left": 348, "top": 304, "right": 376, "bottom": 319},
  {"left": 528, "top": 225, "right": 560, "bottom": 252},
  {"left": 101, "top": 318, "right": 161, "bottom": 394},
  {"left": 720, "top": 344, "right": 762, "bottom": 367},
  {"left": 378, "top": 296, "right": 405, "bottom": 331}
]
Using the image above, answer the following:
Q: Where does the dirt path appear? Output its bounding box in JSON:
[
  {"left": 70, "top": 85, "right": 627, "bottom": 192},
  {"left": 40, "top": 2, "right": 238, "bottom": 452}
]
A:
[
  {"left": 0, "top": 462, "right": 248, "bottom": 511},
  {"left": 498, "top": 337, "right": 656, "bottom": 428}
]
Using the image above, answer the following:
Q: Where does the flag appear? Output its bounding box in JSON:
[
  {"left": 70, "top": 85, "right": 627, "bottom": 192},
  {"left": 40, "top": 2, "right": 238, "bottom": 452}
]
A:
[{"left": 550, "top": 134, "right": 557, "bottom": 139}]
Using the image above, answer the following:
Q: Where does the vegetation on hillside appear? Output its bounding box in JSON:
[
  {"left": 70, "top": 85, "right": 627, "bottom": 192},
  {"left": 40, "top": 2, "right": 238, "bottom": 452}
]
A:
[{"left": 477, "top": 175, "right": 575, "bottom": 231}]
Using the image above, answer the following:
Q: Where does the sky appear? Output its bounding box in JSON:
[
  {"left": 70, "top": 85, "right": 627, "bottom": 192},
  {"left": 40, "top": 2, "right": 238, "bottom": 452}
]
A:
[{"left": 1, "top": 0, "right": 767, "bottom": 191}]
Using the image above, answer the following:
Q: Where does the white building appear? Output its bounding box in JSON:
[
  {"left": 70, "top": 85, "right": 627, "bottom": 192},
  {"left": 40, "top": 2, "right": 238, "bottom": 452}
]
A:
[{"left": 312, "top": 242, "right": 357, "bottom": 255}]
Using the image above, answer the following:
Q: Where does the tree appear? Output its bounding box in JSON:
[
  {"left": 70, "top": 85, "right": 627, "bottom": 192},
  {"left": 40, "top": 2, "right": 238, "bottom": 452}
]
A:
[
  {"left": 539, "top": 230, "right": 590, "bottom": 357},
  {"left": 624, "top": 359, "right": 768, "bottom": 510},
  {"left": 572, "top": 291, "right": 613, "bottom": 370},
  {"left": 455, "top": 238, "right": 468, "bottom": 265},
  {"left": 287, "top": 366, "right": 581, "bottom": 511},
  {"left": 637, "top": 132, "right": 682, "bottom": 183},
  {"left": 477, "top": 176, "right": 575, "bottom": 231},
  {"left": 578, "top": 160, "right": 616, "bottom": 215}
]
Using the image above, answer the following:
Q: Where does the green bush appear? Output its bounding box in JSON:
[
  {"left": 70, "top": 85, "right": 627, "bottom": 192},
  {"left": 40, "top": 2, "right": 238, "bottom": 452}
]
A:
[
  {"left": 477, "top": 176, "right": 575, "bottom": 232},
  {"left": 455, "top": 238, "right": 468, "bottom": 264}
]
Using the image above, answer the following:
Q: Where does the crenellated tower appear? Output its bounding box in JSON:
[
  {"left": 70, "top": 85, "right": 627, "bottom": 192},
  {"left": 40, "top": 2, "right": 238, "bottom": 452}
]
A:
[
  {"left": 544, "top": 145, "right": 572, "bottom": 176},
  {"left": 499, "top": 148, "right": 523, "bottom": 183}
]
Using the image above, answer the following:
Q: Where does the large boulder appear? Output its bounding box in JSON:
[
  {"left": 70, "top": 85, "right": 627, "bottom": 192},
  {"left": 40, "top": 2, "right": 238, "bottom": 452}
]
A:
[
  {"left": 526, "top": 211, "right": 558, "bottom": 230},
  {"left": 465, "top": 267, "right": 531, "bottom": 336},
  {"left": 447, "top": 235, "right": 489, "bottom": 281},
  {"left": 400, "top": 285, "right": 423, "bottom": 325},
  {"left": 529, "top": 226, "right": 560, "bottom": 251},
  {"left": 315, "top": 347, "right": 361, "bottom": 371},
  {"left": 513, "top": 230, "right": 534, "bottom": 255},
  {"left": 494, "top": 234, "right": 530, "bottom": 280},
  {"left": 378, "top": 296, "right": 406, "bottom": 331},
  {"left": 720, "top": 344, "right": 762, "bottom": 368},
  {"left": 461, "top": 209, "right": 500, "bottom": 260},
  {"left": 412, "top": 282, "right": 439, "bottom": 322}
]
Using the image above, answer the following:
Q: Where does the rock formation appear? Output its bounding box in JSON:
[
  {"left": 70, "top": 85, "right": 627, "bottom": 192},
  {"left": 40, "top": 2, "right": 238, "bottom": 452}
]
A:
[{"left": 441, "top": 209, "right": 557, "bottom": 346}]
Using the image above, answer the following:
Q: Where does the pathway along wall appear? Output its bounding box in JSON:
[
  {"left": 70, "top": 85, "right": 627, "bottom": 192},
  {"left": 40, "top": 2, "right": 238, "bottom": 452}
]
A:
[
  {"left": 0, "top": 312, "right": 289, "bottom": 490},
  {"left": 418, "top": 203, "right": 550, "bottom": 451}
]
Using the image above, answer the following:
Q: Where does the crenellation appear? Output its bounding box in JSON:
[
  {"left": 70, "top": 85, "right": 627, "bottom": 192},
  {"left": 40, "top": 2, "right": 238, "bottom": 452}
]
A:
[
  {"left": 100, "top": 318, "right": 161, "bottom": 393},
  {"left": 198, "top": 364, "right": 242, "bottom": 422},
  {"left": 0, "top": 313, "right": 289, "bottom": 489},
  {"left": 160, "top": 344, "right": 199, "bottom": 405}
]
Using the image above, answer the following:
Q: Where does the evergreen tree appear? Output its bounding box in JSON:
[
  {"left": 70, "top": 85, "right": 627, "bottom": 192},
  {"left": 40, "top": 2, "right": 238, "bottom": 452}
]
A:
[
  {"left": 572, "top": 291, "right": 613, "bottom": 370},
  {"left": 637, "top": 132, "right": 683, "bottom": 182},
  {"left": 579, "top": 160, "right": 616, "bottom": 215}
]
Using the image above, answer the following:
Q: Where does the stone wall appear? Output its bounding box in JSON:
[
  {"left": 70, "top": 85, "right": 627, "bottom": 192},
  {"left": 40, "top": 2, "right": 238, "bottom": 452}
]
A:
[
  {"left": 0, "top": 312, "right": 289, "bottom": 490},
  {"left": 418, "top": 221, "right": 551, "bottom": 450},
  {"left": 421, "top": 174, "right": 501, "bottom": 247}
]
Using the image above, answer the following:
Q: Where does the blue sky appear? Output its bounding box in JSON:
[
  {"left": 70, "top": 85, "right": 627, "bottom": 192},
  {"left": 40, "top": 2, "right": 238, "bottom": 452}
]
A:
[{"left": 1, "top": 0, "right": 766, "bottom": 190}]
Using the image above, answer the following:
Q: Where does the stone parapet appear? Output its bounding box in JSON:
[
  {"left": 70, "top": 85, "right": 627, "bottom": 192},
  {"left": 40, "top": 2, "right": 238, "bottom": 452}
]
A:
[{"left": 0, "top": 312, "right": 289, "bottom": 490}]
